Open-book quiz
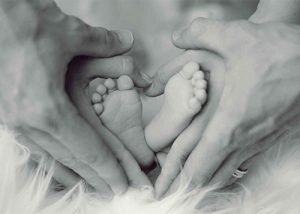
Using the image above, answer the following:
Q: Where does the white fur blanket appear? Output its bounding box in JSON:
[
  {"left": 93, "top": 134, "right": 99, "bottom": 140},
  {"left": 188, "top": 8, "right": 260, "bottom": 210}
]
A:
[{"left": 1, "top": 127, "right": 300, "bottom": 214}]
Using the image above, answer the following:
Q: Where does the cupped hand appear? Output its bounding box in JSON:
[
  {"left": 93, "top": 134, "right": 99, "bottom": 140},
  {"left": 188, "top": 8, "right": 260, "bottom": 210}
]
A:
[
  {"left": 0, "top": 0, "right": 151, "bottom": 197},
  {"left": 151, "top": 18, "right": 300, "bottom": 197}
]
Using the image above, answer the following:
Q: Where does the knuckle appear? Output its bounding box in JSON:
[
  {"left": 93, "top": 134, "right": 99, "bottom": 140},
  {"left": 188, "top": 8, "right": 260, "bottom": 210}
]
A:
[
  {"left": 68, "top": 16, "right": 87, "bottom": 34},
  {"left": 79, "top": 153, "right": 106, "bottom": 168},
  {"left": 202, "top": 128, "right": 233, "bottom": 156},
  {"left": 190, "top": 171, "right": 211, "bottom": 187},
  {"left": 217, "top": 129, "right": 237, "bottom": 153},
  {"left": 227, "top": 125, "right": 246, "bottom": 151},
  {"left": 171, "top": 142, "right": 190, "bottom": 159},
  {"left": 67, "top": 16, "right": 90, "bottom": 45}
]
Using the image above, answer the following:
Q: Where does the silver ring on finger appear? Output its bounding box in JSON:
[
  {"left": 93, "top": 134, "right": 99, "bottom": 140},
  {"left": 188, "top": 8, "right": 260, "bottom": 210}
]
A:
[{"left": 232, "top": 168, "right": 248, "bottom": 179}]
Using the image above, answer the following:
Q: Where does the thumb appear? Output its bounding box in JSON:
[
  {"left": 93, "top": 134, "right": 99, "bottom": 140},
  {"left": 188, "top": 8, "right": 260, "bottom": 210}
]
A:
[
  {"left": 172, "top": 18, "right": 230, "bottom": 54},
  {"left": 144, "top": 52, "right": 193, "bottom": 97},
  {"left": 70, "top": 17, "right": 134, "bottom": 57},
  {"left": 69, "top": 56, "right": 152, "bottom": 88},
  {"left": 145, "top": 49, "right": 224, "bottom": 97},
  {"left": 83, "top": 28, "right": 134, "bottom": 57}
]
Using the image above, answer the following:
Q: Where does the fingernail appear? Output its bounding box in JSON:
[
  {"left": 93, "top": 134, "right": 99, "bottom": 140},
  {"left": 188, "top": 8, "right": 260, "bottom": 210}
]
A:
[
  {"left": 143, "top": 83, "right": 155, "bottom": 95},
  {"left": 114, "top": 30, "right": 134, "bottom": 45},
  {"left": 172, "top": 30, "right": 181, "bottom": 42},
  {"left": 141, "top": 72, "right": 153, "bottom": 85}
]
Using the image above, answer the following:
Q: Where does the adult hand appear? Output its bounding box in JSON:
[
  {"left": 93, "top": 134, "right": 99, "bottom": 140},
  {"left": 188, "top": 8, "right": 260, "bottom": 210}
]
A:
[
  {"left": 151, "top": 18, "right": 300, "bottom": 197},
  {"left": 0, "top": 0, "right": 150, "bottom": 197}
]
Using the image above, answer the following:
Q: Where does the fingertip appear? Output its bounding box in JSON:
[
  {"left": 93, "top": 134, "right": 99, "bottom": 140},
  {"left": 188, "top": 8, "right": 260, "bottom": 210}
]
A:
[
  {"left": 99, "top": 190, "right": 114, "bottom": 200},
  {"left": 92, "top": 182, "right": 114, "bottom": 199},
  {"left": 115, "top": 183, "right": 128, "bottom": 195},
  {"left": 143, "top": 84, "right": 155, "bottom": 96},
  {"left": 108, "top": 176, "right": 128, "bottom": 197},
  {"left": 114, "top": 168, "right": 130, "bottom": 195},
  {"left": 143, "top": 80, "right": 164, "bottom": 97},
  {"left": 156, "top": 152, "right": 167, "bottom": 168},
  {"left": 139, "top": 72, "right": 153, "bottom": 87},
  {"left": 172, "top": 28, "right": 186, "bottom": 48},
  {"left": 172, "top": 30, "right": 181, "bottom": 43},
  {"left": 112, "top": 29, "right": 134, "bottom": 50},
  {"left": 154, "top": 166, "right": 174, "bottom": 199},
  {"left": 166, "top": 177, "right": 180, "bottom": 196},
  {"left": 132, "top": 71, "right": 153, "bottom": 88},
  {"left": 154, "top": 175, "right": 165, "bottom": 199}
]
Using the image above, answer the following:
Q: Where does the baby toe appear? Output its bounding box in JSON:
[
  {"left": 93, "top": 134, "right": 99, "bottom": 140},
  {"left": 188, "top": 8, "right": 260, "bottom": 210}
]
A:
[
  {"left": 180, "top": 61, "right": 199, "bottom": 80},
  {"left": 117, "top": 75, "right": 134, "bottom": 90},
  {"left": 102, "top": 94, "right": 108, "bottom": 100},
  {"left": 93, "top": 103, "right": 104, "bottom": 115},
  {"left": 192, "top": 71, "right": 205, "bottom": 80},
  {"left": 96, "top": 84, "right": 107, "bottom": 95},
  {"left": 91, "top": 93, "right": 102, "bottom": 104},
  {"left": 194, "top": 88, "right": 207, "bottom": 104},
  {"left": 188, "top": 97, "right": 202, "bottom": 113},
  {"left": 104, "top": 78, "right": 116, "bottom": 90},
  {"left": 195, "top": 79, "right": 207, "bottom": 89}
]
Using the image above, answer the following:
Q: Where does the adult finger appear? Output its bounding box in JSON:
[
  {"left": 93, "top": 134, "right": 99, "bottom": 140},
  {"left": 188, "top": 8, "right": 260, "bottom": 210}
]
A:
[
  {"left": 156, "top": 152, "right": 167, "bottom": 168},
  {"left": 224, "top": 154, "right": 261, "bottom": 187},
  {"left": 154, "top": 146, "right": 170, "bottom": 168},
  {"left": 17, "top": 135, "right": 81, "bottom": 188},
  {"left": 23, "top": 127, "right": 114, "bottom": 195},
  {"left": 89, "top": 116, "right": 152, "bottom": 188},
  {"left": 30, "top": 96, "right": 129, "bottom": 196},
  {"left": 172, "top": 18, "right": 251, "bottom": 55},
  {"left": 155, "top": 108, "right": 217, "bottom": 197},
  {"left": 145, "top": 50, "right": 224, "bottom": 97},
  {"left": 169, "top": 84, "right": 242, "bottom": 190},
  {"left": 68, "top": 16, "right": 134, "bottom": 57},
  {"left": 57, "top": 103, "right": 129, "bottom": 195},
  {"left": 69, "top": 55, "right": 152, "bottom": 88},
  {"left": 208, "top": 128, "right": 289, "bottom": 186},
  {"left": 154, "top": 51, "right": 225, "bottom": 197},
  {"left": 155, "top": 123, "right": 203, "bottom": 197}
]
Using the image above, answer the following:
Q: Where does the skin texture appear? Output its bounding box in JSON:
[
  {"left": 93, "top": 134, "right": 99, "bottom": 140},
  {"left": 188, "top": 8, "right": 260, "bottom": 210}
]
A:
[
  {"left": 145, "top": 63, "right": 208, "bottom": 152},
  {"left": 88, "top": 75, "right": 155, "bottom": 170},
  {"left": 0, "top": 0, "right": 151, "bottom": 197},
  {"left": 146, "top": 17, "right": 300, "bottom": 198}
]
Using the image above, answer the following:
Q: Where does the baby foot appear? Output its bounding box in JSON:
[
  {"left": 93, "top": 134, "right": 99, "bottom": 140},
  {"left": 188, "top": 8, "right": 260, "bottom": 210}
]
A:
[
  {"left": 89, "top": 75, "right": 155, "bottom": 170},
  {"left": 145, "top": 62, "right": 207, "bottom": 152}
]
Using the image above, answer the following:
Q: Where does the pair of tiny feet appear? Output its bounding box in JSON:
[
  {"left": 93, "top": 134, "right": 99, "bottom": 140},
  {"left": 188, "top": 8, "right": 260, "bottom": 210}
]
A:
[{"left": 89, "top": 62, "right": 208, "bottom": 170}]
